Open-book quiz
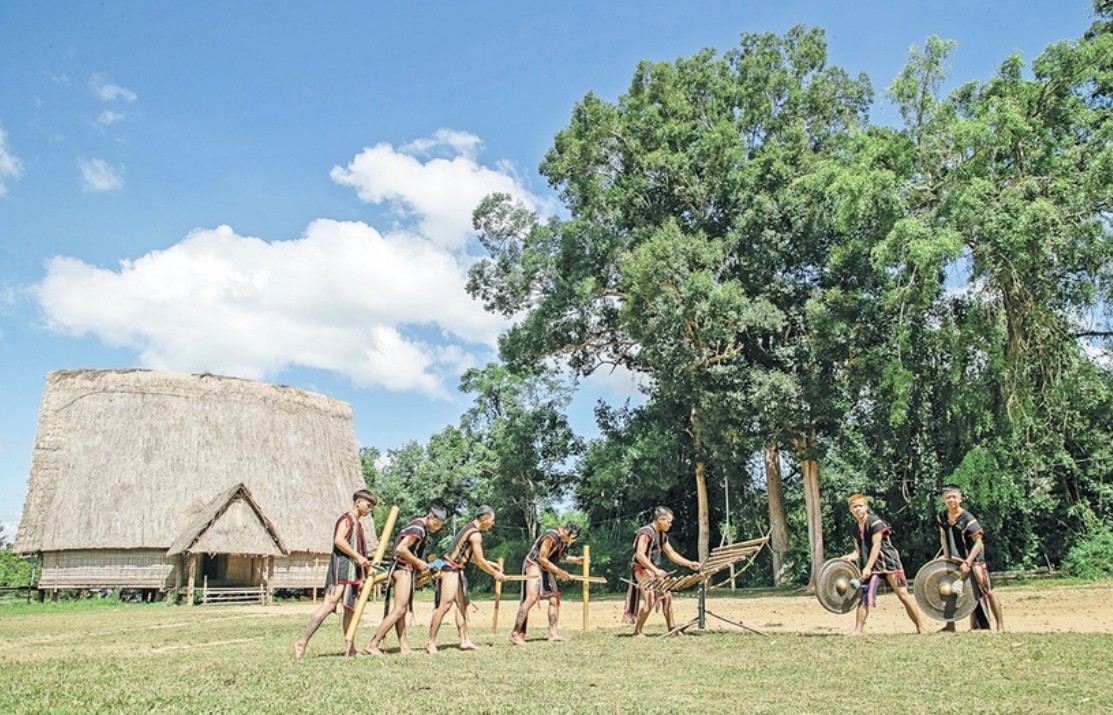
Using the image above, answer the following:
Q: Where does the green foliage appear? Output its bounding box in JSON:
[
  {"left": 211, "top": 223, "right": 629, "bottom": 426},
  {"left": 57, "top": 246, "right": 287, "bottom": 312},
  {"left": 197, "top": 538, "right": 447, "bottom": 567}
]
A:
[
  {"left": 0, "top": 549, "right": 36, "bottom": 589},
  {"left": 0, "top": 525, "right": 37, "bottom": 589},
  {"left": 376, "top": 5, "right": 1113, "bottom": 586},
  {"left": 1061, "top": 528, "right": 1113, "bottom": 579}
]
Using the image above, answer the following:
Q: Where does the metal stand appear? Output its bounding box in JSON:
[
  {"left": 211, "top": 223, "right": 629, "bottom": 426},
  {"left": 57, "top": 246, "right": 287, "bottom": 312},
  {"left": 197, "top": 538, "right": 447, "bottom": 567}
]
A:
[{"left": 664, "top": 581, "right": 765, "bottom": 636}]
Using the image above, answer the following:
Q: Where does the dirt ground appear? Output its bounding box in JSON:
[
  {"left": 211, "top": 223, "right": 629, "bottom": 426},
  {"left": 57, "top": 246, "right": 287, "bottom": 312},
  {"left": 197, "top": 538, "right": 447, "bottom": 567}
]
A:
[{"left": 272, "top": 579, "right": 1113, "bottom": 636}]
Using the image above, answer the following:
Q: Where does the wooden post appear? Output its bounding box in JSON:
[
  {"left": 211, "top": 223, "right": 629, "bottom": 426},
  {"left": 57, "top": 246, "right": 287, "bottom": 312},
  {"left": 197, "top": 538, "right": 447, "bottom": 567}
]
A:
[
  {"left": 186, "top": 553, "right": 197, "bottom": 607},
  {"left": 202, "top": 575, "right": 208, "bottom": 606},
  {"left": 492, "top": 557, "right": 504, "bottom": 633},
  {"left": 582, "top": 545, "right": 591, "bottom": 632},
  {"left": 311, "top": 557, "right": 319, "bottom": 603},
  {"left": 264, "top": 556, "right": 273, "bottom": 605}
]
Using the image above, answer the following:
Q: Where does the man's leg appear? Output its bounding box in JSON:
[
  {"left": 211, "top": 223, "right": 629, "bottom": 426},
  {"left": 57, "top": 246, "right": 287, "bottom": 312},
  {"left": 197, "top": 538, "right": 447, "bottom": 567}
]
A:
[
  {"left": 457, "top": 586, "right": 476, "bottom": 650},
  {"left": 365, "top": 572, "right": 413, "bottom": 655},
  {"left": 972, "top": 565, "right": 1005, "bottom": 632},
  {"left": 849, "top": 600, "right": 869, "bottom": 636},
  {"left": 511, "top": 571, "right": 541, "bottom": 645},
  {"left": 890, "top": 575, "right": 924, "bottom": 634},
  {"left": 546, "top": 595, "right": 567, "bottom": 642},
  {"left": 426, "top": 572, "right": 459, "bottom": 654},
  {"left": 662, "top": 592, "right": 676, "bottom": 632},
  {"left": 633, "top": 584, "right": 654, "bottom": 638},
  {"left": 294, "top": 586, "right": 341, "bottom": 658}
]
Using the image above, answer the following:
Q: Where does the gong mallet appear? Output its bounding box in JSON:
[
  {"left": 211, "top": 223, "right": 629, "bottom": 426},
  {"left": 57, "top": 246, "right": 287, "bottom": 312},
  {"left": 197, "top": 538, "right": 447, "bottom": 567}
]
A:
[{"left": 343, "top": 504, "right": 399, "bottom": 653}]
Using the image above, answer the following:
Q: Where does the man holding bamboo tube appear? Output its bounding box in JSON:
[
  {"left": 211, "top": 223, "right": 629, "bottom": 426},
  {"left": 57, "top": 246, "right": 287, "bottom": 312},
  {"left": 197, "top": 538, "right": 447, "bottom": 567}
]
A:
[
  {"left": 362, "top": 507, "right": 447, "bottom": 655},
  {"left": 293, "top": 489, "right": 378, "bottom": 658}
]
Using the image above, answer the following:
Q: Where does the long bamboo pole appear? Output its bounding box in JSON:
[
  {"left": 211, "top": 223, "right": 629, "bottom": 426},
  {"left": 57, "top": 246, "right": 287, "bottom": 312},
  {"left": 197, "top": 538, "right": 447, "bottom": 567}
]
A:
[{"left": 343, "top": 505, "right": 399, "bottom": 651}]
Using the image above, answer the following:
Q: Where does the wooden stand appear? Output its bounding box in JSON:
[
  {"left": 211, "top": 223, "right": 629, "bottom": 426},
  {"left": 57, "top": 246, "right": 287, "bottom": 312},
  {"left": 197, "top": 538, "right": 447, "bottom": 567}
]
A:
[{"left": 491, "top": 545, "right": 605, "bottom": 634}]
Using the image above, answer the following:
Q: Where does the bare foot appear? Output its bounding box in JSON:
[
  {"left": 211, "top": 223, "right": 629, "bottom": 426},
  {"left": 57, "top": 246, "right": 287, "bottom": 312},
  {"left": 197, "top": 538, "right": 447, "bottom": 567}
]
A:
[
  {"left": 293, "top": 641, "right": 306, "bottom": 659},
  {"left": 399, "top": 645, "right": 414, "bottom": 655},
  {"left": 938, "top": 624, "right": 957, "bottom": 633},
  {"left": 509, "top": 634, "right": 527, "bottom": 646},
  {"left": 362, "top": 645, "right": 384, "bottom": 656},
  {"left": 426, "top": 642, "right": 439, "bottom": 654},
  {"left": 632, "top": 632, "right": 647, "bottom": 639},
  {"left": 459, "top": 641, "right": 478, "bottom": 651},
  {"left": 547, "top": 634, "right": 569, "bottom": 643},
  {"left": 342, "top": 643, "right": 357, "bottom": 657},
  {"left": 847, "top": 630, "right": 865, "bottom": 637}
]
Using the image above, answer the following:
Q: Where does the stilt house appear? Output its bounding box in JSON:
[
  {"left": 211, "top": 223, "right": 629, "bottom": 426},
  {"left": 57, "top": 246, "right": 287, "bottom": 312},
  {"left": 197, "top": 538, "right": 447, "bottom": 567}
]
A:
[{"left": 14, "top": 369, "right": 367, "bottom": 600}]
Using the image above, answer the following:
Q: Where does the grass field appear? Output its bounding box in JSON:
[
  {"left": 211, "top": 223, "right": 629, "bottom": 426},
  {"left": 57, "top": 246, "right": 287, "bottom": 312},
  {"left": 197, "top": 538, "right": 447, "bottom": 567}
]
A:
[{"left": 1, "top": 586, "right": 1111, "bottom": 715}]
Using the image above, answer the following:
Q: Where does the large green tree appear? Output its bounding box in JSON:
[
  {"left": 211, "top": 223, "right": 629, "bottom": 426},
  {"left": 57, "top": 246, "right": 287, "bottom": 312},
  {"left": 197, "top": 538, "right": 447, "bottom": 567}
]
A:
[
  {"left": 470, "top": 27, "right": 873, "bottom": 567},
  {"left": 459, "top": 363, "right": 583, "bottom": 541}
]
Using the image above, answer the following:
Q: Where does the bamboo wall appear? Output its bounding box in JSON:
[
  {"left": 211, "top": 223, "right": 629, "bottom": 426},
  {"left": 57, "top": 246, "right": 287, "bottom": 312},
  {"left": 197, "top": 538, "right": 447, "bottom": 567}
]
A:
[
  {"left": 270, "top": 552, "right": 325, "bottom": 589},
  {"left": 37, "top": 549, "right": 327, "bottom": 590},
  {"left": 39, "top": 549, "right": 176, "bottom": 589}
]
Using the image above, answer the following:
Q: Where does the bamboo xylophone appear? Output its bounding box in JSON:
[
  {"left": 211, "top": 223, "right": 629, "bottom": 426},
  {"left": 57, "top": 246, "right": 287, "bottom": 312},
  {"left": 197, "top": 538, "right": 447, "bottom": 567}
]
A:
[{"left": 636, "top": 537, "right": 768, "bottom": 593}]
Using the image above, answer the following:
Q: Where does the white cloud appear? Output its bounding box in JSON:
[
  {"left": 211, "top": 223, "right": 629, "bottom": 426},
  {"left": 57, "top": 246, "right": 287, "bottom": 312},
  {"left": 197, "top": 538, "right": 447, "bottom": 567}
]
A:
[
  {"left": 78, "top": 158, "right": 125, "bottom": 193},
  {"left": 36, "top": 130, "right": 551, "bottom": 397},
  {"left": 89, "top": 73, "right": 137, "bottom": 103},
  {"left": 35, "top": 220, "right": 505, "bottom": 398},
  {"left": 96, "top": 109, "right": 126, "bottom": 126},
  {"left": 331, "top": 129, "right": 544, "bottom": 251},
  {"left": 0, "top": 127, "right": 24, "bottom": 196}
]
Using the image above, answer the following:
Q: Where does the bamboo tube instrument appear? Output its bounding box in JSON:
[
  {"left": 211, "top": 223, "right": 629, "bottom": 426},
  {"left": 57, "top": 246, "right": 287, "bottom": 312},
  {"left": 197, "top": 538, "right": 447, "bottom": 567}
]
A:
[{"left": 343, "top": 505, "right": 399, "bottom": 650}]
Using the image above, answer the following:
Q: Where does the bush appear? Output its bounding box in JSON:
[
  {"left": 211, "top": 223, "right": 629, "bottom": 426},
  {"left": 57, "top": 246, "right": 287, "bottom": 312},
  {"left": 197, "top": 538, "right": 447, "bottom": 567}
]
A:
[
  {"left": 1061, "top": 528, "right": 1113, "bottom": 580},
  {"left": 0, "top": 548, "right": 37, "bottom": 588}
]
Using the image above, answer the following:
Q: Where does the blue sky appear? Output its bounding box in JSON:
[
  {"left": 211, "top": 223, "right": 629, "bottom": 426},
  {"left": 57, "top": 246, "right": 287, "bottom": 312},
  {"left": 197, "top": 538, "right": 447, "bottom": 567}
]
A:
[{"left": 0, "top": 1, "right": 1096, "bottom": 537}]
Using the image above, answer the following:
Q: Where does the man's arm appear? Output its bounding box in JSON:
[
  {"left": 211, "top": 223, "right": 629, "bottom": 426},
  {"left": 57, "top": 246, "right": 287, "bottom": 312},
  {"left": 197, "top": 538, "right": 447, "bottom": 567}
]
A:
[
  {"left": 939, "top": 525, "right": 950, "bottom": 558},
  {"left": 634, "top": 534, "right": 664, "bottom": 577},
  {"left": 334, "top": 518, "right": 370, "bottom": 569},
  {"left": 861, "top": 532, "right": 883, "bottom": 577},
  {"left": 537, "top": 538, "right": 570, "bottom": 580},
  {"left": 469, "top": 534, "right": 507, "bottom": 582},
  {"left": 394, "top": 534, "right": 429, "bottom": 571},
  {"left": 959, "top": 533, "right": 985, "bottom": 574}
]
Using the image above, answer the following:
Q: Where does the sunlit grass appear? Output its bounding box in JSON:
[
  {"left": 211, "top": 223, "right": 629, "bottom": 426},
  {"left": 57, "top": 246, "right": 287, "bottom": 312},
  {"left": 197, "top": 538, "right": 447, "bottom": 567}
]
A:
[{"left": 1, "top": 594, "right": 1110, "bottom": 714}]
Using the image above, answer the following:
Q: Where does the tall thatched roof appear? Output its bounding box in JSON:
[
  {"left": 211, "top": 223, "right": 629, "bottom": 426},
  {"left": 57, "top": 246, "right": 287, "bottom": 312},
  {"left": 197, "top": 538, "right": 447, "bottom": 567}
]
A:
[{"left": 15, "top": 369, "right": 364, "bottom": 556}]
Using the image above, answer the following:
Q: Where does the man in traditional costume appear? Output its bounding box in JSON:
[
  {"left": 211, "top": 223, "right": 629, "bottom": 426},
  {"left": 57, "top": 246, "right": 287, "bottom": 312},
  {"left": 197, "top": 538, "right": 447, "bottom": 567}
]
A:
[
  {"left": 509, "top": 522, "right": 583, "bottom": 645},
  {"left": 625, "top": 506, "right": 700, "bottom": 637},
  {"left": 937, "top": 484, "right": 1005, "bottom": 632},
  {"left": 426, "top": 505, "right": 507, "bottom": 653},
  {"left": 362, "top": 506, "right": 447, "bottom": 655},
  {"left": 293, "top": 489, "right": 378, "bottom": 657},
  {"left": 841, "top": 493, "right": 924, "bottom": 636}
]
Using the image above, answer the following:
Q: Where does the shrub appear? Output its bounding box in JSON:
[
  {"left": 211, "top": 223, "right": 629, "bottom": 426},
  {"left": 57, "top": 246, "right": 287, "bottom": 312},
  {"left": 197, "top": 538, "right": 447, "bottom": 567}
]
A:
[{"left": 1060, "top": 528, "right": 1113, "bottom": 580}]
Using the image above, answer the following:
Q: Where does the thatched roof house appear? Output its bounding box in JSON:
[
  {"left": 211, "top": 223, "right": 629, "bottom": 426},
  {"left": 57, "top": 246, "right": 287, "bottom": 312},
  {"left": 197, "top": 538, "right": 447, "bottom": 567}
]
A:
[{"left": 15, "top": 369, "right": 368, "bottom": 596}]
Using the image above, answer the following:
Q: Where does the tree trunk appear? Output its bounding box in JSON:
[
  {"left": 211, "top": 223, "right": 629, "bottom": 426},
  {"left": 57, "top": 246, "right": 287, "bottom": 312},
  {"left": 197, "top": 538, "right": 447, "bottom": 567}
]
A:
[
  {"left": 691, "top": 405, "right": 711, "bottom": 563},
  {"left": 764, "top": 440, "right": 790, "bottom": 586},
  {"left": 793, "top": 430, "right": 824, "bottom": 592}
]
